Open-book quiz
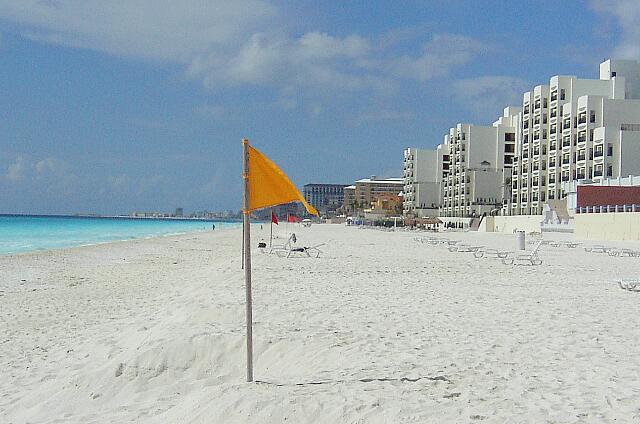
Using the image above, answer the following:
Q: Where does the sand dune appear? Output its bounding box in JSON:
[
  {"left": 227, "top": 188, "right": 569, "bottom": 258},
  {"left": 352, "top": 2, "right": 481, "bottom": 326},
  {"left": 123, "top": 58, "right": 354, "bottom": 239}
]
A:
[{"left": 2, "top": 225, "right": 640, "bottom": 423}]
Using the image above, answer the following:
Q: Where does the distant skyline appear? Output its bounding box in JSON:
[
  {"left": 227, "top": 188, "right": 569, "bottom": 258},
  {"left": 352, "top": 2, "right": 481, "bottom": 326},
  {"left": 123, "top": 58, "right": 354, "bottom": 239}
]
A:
[{"left": 0, "top": 1, "right": 637, "bottom": 214}]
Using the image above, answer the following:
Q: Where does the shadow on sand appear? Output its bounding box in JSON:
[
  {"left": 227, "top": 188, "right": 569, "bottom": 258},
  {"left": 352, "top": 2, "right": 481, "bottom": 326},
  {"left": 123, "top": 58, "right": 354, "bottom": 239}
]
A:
[{"left": 255, "top": 374, "right": 452, "bottom": 387}]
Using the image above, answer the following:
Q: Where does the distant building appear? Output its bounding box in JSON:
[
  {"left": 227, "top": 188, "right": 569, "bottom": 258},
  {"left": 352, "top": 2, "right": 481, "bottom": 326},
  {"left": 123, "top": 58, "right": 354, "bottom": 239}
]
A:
[
  {"left": 175, "top": 207, "right": 183, "bottom": 217},
  {"left": 342, "top": 185, "right": 356, "bottom": 214},
  {"left": 303, "top": 183, "right": 349, "bottom": 217},
  {"left": 369, "top": 193, "right": 402, "bottom": 215},
  {"left": 343, "top": 176, "right": 404, "bottom": 216}
]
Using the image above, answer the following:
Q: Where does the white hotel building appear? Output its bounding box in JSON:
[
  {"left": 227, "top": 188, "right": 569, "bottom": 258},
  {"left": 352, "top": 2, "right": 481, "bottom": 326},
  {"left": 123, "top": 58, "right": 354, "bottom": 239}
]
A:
[
  {"left": 439, "top": 107, "right": 519, "bottom": 217},
  {"left": 402, "top": 147, "right": 449, "bottom": 218},
  {"left": 506, "top": 59, "right": 640, "bottom": 215},
  {"left": 403, "top": 59, "right": 640, "bottom": 219}
]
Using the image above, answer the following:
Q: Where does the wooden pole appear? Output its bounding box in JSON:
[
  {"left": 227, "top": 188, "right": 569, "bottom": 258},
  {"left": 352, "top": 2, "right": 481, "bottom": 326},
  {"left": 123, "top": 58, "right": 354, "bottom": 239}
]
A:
[
  {"left": 241, "top": 220, "right": 244, "bottom": 270},
  {"left": 269, "top": 208, "right": 273, "bottom": 248},
  {"left": 242, "top": 138, "right": 253, "bottom": 382}
]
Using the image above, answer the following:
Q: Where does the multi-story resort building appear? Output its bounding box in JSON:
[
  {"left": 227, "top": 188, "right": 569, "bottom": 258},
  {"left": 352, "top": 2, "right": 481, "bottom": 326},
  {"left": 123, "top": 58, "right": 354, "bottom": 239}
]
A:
[
  {"left": 402, "top": 147, "right": 449, "bottom": 218},
  {"left": 404, "top": 58, "right": 640, "bottom": 219},
  {"left": 439, "top": 107, "right": 519, "bottom": 217},
  {"left": 506, "top": 59, "right": 640, "bottom": 215},
  {"left": 303, "top": 183, "right": 349, "bottom": 217},
  {"left": 342, "top": 176, "right": 404, "bottom": 215}
]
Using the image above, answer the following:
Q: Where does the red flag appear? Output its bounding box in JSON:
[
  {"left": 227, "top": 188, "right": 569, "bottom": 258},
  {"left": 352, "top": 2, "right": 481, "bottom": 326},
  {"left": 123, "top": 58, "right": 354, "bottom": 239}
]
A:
[
  {"left": 271, "top": 211, "right": 278, "bottom": 225},
  {"left": 287, "top": 214, "right": 301, "bottom": 223}
]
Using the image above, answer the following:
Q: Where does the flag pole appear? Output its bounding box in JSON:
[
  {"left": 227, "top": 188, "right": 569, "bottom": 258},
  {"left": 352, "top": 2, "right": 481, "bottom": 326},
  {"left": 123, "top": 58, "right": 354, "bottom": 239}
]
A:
[
  {"left": 269, "top": 208, "right": 273, "bottom": 248},
  {"left": 241, "top": 220, "right": 244, "bottom": 270},
  {"left": 242, "top": 138, "right": 253, "bottom": 382}
]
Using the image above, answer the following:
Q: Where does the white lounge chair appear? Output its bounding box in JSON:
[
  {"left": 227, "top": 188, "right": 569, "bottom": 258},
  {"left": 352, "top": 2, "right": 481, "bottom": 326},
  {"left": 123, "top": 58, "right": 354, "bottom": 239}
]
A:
[
  {"left": 267, "top": 233, "right": 297, "bottom": 255},
  {"left": 474, "top": 248, "right": 512, "bottom": 259},
  {"left": 276, "top": 243, "right": 326, "bottom": 258},
  {"left": 449, "top": 245, "right": 484, "bottom": 253},
  {"left": 617, "top": 278, "right": 640, "bottom": 291},
  {"left": 502, "top": 240, "right": 543, "bottom": 265},
  {"left": 608, "top": 248, "right": 640, "bottom": 257},
  {"left": 584, "top": 245, "right": 613, "bottom": 254}
]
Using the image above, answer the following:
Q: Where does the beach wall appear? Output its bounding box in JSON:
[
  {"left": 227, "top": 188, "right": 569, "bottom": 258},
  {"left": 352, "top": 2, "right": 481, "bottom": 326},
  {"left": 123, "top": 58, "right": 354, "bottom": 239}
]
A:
[
  {"left": 478, "top": 216, "right": 494, "bottom": 232},
  {"left": 574, "top": 212, "right": 640, "bottom": 240},
  {"left": 486, "top": 215, "right": 542, "bottom": 233}
]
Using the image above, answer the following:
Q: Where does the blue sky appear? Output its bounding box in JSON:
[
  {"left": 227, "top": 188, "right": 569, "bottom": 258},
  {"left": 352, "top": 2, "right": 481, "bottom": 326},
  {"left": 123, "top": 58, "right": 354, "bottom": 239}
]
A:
[{"left": 0, "top": 0, "right": 637, "bottom": 214}]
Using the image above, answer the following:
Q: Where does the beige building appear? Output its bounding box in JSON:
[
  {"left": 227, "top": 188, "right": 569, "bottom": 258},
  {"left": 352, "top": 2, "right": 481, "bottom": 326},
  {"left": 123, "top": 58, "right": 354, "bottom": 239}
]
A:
[{"left": 342, "top": 177, "right": 404, "bottom": 215}]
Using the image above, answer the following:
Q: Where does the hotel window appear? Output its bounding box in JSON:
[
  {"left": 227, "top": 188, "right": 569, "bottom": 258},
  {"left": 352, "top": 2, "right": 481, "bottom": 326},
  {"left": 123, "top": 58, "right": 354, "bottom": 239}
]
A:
[
  {"left": 590, "top": 110, "right": 596, "bottom": 123},
  {"left": 560, "top": 89, "right": 566, "bottom": 100},
  {"left": 549, "top": 190, "right": 555, "bottom": 200},
  {"left": 607, "top": 165, "right": 613, "bottom": 177},
  {"left": 543, "top": 98, "right": 548, "bottom": 108},
  {"left": 607, "top": 144, "right": 613, "bottom": 156}
]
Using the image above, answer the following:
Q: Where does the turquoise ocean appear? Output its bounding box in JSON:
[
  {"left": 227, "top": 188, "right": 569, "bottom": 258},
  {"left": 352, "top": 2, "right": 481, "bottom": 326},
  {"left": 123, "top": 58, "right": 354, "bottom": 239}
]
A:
[{"left": 0, "top": 215, "right": 240, "bottom": 255}]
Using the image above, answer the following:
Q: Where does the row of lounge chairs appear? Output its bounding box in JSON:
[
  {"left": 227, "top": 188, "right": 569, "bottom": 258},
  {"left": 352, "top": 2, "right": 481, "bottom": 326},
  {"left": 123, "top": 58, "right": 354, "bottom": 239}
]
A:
[
  {"left": 415, "top": 236, "right": 544, "bottom": 266},
  {"left": 584, "top": 245, "right": 640, "bottom": 257}
]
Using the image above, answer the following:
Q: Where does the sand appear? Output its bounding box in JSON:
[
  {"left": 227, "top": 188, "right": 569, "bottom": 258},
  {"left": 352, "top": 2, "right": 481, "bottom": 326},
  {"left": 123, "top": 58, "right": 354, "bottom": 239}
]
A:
[{"left": 2, "top": 224, "right": 640, "bottom": 423}]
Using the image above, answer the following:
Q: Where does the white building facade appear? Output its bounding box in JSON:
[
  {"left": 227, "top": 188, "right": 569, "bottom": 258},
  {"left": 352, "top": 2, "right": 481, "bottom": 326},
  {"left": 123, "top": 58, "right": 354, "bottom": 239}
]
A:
[
  {"left": 440, "top": 107, "right": 519, "bottom": 217},
  {"left": 506, "top": 59, "right": 640, "bottom": 215},
  {"left": 402, "top": 147, "right": 448, "bottom": 217}
]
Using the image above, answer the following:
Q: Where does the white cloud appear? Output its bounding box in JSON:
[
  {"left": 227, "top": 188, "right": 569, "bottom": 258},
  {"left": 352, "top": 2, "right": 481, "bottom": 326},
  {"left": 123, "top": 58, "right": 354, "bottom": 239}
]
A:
[
  {"left": 34, "top": 157, "right": 59, "bottom": 174},
  {"left": 3, "top": 155, "right": 79, "bottom": 196},
  {"left": 187, "top": 31, "right": 383, "bottom": 92},
  {"left": 5, "top": 156, "right": 25, "bottom": 181},
  {"left": 388, "top": 34, "right": 490, "bottom": 81},
  {"left": 591, "top": 0, "right": 640, "bottom": 59},
  {"left": 0, "top": 2, "right": 491, "bottom": 102},
  {"left": 452, "top": 76, "right": 529, "bottom": 118},
  {"left": 195, "top": 104, "right": 227, "bottom": 119},
  {"left": 0, "top": 0, "right": 275, "bottom": 62}
]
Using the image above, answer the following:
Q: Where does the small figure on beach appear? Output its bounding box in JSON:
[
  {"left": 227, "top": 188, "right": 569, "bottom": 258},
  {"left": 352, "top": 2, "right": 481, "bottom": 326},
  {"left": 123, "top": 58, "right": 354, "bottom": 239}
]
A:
[{"left": 212, "top": 224, "right": 215, "bottom": 230}]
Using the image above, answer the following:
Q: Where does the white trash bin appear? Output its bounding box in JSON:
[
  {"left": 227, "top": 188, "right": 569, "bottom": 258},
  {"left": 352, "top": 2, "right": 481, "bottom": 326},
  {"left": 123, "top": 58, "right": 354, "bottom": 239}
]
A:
[{"left": 516, "top": 230, "right": 526, "bottom": 250}]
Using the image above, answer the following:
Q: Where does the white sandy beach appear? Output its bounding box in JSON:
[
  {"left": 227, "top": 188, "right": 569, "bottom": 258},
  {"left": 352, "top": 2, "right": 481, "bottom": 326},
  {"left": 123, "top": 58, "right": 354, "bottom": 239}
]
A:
[{"left": 2, "top": 224, "right": 640, "bottom": 423}]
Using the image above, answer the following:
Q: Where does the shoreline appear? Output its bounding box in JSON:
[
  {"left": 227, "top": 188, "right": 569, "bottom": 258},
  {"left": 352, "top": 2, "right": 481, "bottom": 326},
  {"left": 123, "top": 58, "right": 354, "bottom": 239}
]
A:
[{"left": 0, "top": 221, "right": 242, "bottom": 258}]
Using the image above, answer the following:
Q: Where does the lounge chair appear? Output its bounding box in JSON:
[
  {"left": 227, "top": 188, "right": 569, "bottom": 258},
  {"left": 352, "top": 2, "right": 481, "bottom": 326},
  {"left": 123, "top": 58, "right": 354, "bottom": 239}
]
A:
[
  {"left": 584, "top": 245, "right": 612, "bottom": 254},
  {"left": 267, "top": 233, "right": 297, "bottom": 255},
  {"left": 449, "top": 244, "right": 484, "bottom": 253},
  {"left": 502, "top": 240, "right": 543, "bottom": 265},
  {"left": 608, "top": 248, "right": 640, "bottom": 257},
  {"left": 617, "top": 278, "right": 640, "bottom": 291},
  {"left": 276, "top": 243, "right": 326, "bottom": 258},
  {"left": 474, "top": 248, "right": 512, "bottom": 259}
]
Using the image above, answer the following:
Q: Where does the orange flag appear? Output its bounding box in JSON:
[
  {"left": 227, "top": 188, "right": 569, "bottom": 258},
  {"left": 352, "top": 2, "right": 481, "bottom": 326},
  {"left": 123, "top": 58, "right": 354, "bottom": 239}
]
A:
[{"left": 245, "top": 142, "right": 319, "bottom": 216}]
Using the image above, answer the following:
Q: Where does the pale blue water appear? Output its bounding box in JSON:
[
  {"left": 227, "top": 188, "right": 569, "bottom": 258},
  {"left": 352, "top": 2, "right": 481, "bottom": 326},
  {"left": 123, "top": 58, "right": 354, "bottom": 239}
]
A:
[{"left": 0, "top": 215, "right": 240, "bottom": 255}]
